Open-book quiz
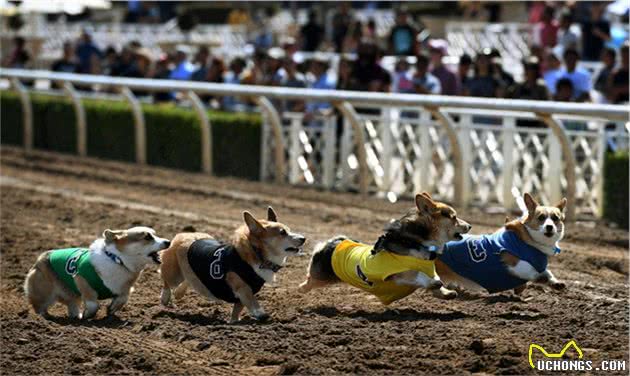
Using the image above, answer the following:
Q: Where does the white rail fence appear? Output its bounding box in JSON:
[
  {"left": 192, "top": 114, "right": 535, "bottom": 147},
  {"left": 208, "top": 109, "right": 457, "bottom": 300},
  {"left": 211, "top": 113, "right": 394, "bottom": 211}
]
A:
[{"left": 1, "top": 69, "right": 627, "bottom": 220}]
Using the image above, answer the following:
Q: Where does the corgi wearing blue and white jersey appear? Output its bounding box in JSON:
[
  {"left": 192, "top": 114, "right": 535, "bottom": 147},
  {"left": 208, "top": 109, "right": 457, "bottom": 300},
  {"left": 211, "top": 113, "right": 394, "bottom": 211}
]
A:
[{"left": 436, "top": 193, "right": 567, "bottom": 294}]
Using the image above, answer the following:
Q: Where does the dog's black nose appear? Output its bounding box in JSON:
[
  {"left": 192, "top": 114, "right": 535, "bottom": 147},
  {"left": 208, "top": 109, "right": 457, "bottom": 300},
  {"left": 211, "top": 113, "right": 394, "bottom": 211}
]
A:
[
  {"left": 297, "top": 236, "right": 306, "bottom": 245},
  {"left": 164, "top": 240, "right": 171, "bottom": 248},
  {"left": 545, "top": 225, "right": 553, "bottom": 232}
]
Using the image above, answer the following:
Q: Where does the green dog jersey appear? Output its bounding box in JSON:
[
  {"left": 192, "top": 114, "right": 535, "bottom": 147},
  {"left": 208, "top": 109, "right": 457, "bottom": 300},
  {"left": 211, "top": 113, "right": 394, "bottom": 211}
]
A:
[{"left": 49, "top": 248, "right": 115, "bottom": 299}]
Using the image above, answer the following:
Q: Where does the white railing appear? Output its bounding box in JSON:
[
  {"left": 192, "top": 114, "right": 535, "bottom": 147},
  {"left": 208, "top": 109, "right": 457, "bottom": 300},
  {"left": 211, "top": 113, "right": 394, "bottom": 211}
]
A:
[{"left": 1, "top": 68, "right": 627, "bottom": 220}]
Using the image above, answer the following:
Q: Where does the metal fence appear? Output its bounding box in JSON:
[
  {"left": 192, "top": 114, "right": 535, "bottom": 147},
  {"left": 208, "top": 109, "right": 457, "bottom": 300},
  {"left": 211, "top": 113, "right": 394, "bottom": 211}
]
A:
[{"left": 1, "top": 68, "right": 627, "bottom": 220}]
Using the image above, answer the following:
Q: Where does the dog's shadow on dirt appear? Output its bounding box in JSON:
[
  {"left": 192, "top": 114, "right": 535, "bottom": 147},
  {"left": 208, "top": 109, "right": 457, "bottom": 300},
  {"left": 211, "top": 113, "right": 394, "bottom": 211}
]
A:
[
  {"left": 305, "top": 306, "right": 470, "bottom": 322},
  {"left": 47, "top": 315, "right": 132, "bottom": 328},
  {"left": 152, "top": 310, "right": 265, "bottom": 326}
]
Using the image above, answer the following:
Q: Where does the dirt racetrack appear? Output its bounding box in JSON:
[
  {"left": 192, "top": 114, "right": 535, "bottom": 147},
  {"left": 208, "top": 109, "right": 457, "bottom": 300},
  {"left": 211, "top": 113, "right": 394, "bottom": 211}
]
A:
[{"left": 1, "top": 146, "right": 628, "bottom": 375}]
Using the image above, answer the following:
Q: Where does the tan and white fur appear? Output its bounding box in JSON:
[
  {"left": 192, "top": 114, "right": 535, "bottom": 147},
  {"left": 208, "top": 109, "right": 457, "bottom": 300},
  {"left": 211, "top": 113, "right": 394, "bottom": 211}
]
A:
[
  {"left": 436, "top": 193, "right": 567, "bottom": 293},
  {"left": 159, "top": 207, "right": 306, "bottom": 322},
  {"left": 298, "top": 193, "right": 472, "bottom": 300},
  {"left": 24, "top": 227, "right": 170, "bottom": 319}
]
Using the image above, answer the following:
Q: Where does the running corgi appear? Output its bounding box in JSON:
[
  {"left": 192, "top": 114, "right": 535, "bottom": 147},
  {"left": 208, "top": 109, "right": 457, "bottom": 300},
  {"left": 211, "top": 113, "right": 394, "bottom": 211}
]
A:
[
  {"left": 298, "top": 193, "right": 471, "bottom": 303},
  {"left": 436, "top": 193, "right": 567, "bottom": 294}
]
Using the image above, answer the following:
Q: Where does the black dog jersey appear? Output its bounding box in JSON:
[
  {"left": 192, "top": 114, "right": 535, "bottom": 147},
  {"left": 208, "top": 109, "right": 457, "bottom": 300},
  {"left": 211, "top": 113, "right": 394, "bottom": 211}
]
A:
[{"left": 187, "top": 238, "right": 266, "bottom": 303}]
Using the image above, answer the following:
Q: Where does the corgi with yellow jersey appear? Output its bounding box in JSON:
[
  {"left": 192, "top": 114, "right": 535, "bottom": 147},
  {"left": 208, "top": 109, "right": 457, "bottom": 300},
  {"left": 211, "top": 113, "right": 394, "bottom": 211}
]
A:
[{"left": 299, "top": 193, "right": 472, "bottom": 303}]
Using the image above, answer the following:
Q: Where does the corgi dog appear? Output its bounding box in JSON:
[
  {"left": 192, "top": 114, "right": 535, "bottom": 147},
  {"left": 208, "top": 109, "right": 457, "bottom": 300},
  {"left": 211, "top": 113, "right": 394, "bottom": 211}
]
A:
[
  {"left": 159, "top": 207, "right": 306, "bottom": 322},
  {"left": 298, "top": 193, "right": 472, "bottom": 304},
  {"left": 436, "top": 193, "right": 567, "bottom": 294},
  {"left": 24, "top": 227, "right": 170, "bottom": 319}
]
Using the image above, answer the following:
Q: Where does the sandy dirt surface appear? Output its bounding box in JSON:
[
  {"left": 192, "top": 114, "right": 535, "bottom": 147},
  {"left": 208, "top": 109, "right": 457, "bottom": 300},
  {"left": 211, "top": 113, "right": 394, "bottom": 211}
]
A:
[{"left": 1, "top": 146, "right": 628, "bottom": 375}]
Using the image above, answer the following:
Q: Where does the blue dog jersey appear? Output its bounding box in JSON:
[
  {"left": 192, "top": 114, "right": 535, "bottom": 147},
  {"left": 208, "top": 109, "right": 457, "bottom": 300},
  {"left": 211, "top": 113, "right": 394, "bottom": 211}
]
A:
[{"left": 438, "top": 230, "right": 553, "bottom": 293}]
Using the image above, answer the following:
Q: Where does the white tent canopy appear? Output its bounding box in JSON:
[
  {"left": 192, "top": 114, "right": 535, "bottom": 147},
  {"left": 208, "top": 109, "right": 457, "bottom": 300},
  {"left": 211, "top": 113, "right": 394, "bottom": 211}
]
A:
[{"left": 18, "top": 0, "right": 111, "bottom": 15}]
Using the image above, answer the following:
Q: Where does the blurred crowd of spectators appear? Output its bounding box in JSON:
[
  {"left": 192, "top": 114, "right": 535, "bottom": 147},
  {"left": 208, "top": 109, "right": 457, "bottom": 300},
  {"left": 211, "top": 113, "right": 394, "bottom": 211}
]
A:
[{"left": 2, "top": 1, "right": 627, "bottom": 114}]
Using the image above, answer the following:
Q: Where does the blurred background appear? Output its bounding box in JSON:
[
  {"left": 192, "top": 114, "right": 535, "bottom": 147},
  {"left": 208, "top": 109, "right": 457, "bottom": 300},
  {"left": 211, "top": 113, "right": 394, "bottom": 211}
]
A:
[{"left": 2, "top": 0, "right": 628, "bottom": 108}]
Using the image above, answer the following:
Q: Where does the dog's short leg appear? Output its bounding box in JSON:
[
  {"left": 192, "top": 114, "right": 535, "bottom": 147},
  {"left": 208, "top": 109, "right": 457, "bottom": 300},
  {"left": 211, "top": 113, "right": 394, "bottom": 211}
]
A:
[
  {"left": 431, "top": 286, "right": 458, "bottom": 300},
  {"left": 160, "top": 286, "right": 172, "bottom": 307},
  {"left": 66, "top": 298, "right": 81, "bottom": 319},
  {"left": 226, "top": 272, "right": 268, "bottom": 322},
  {"left": 392, "top": 271, "right": 442, "bottom": 289},
  {"left": 536, "top": 269, "right": 565, "bottom": 290},
  {"left": 107, "top": 294, "right": 129, "bottom": 316},
  {"left": 230, "top": 302, "right": 244, "bottom": 323},
  {"left": 298, "top": 276, "right": 332, "bottom": 293},
  {"left": 75, "top": 275, "right": 99, "bottom": 319},
  {"left": 173, "top": 281, "right": 189, "bottom": 300}
]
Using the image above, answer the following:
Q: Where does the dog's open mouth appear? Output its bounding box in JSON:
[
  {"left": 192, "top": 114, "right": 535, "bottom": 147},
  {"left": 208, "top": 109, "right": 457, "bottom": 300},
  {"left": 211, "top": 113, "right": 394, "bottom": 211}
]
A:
[
  {"left": 544, "top": 231, "right": 555, "bottom": 238},
  {"left": 148, "top": 251, "right": 161, "bottom": 264},
  {"left": 453, "top": 233, "right": 464, "bottom": 241},
  {"left": 285, "top": 247, "right": 302, "bottom": 253}
]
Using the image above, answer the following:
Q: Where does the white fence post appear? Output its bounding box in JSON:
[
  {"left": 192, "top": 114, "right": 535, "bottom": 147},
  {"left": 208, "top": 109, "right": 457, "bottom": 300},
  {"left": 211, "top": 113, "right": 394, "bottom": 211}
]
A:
[
  {"left": 418, "top": 111, "right": 431, "bottom": 194},
  {"left": 502, "top": 117, "right": 516, "bottom": 209},
  {"left": 380, "top": 107, "right": 394, "bottom": 191},
  {"left": 255, "top": 96, "right": 286, "bottom": 183},
  {"left": 185, "top": 91, "right": 212, "bottom": 174},
  {"left": 334, "top": 101, "right": 370, "bottom": 195},
  {"left": 10, "top": 78, "right": 33, "bottom": 151},
  {"left": 62, "top": 82, "right": 87, "bottom": 157},
  {"left": 457, "top": 114, "right": 472, "bottom": 207},
  {"left": 596, "top": 121, "right": 606, "bottom": 218},
  {"left": 288, "top": 116, "right": 301, "bottom": 184},
  {"left": 119, "top": 86, "right": 146, "bottom": 164},
  {"left": 322, "top": 115, "right": 337, "bottom": 189}
]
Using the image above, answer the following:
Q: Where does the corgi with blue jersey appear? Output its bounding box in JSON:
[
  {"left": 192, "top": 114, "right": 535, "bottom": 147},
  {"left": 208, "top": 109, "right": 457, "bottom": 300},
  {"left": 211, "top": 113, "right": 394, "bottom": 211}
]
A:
[{"left": 436, "top": 193, "right": 567, "bottom": 294}]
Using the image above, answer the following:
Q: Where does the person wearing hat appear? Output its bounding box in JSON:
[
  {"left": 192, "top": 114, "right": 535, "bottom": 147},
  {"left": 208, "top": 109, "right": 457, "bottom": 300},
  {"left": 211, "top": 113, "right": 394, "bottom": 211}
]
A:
[{"left": 429, "top": 39, "right": 457, "bottom": 95}]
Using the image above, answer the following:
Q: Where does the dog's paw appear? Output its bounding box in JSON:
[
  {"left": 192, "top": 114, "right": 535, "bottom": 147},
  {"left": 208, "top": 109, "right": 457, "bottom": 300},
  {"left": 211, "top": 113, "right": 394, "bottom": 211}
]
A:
[
  {"left": 432, "top": 287, "right": 457, "bottom": 300},
  {"left": 550, "top": 280, "right": 566, "bottom": 290},
  {"left": 255, "top": 312, "right": 270, "bottom": 322},
  {"left": 429, "top": 279, "right": 444, "bottom": 290}
]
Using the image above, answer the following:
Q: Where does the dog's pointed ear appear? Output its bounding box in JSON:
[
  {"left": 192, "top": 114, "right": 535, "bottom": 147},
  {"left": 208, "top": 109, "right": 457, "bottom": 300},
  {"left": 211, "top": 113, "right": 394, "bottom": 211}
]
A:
[
  {"left": 523, "top": 193, "right": 539, "bottom": 213},
  {"left": 244, "top": 211, "right": 264, "bottom": 235},
  {"left": 420, "top": 191, "right": 433, "bottom": 200},
  {"left": 555, "top": 197, "right": 567, "bottom": 212},
  {"left": 504, "top": 216, "right": 510, "bottom": 224},
  {"left": 103, "top": 229, "right": 121, "bottom": 243},
  {"left": 267, "top": 206, "right": 278, "bottom": 222},
  {"left": 415, "top": 193, "right": 437, "bottom": 213}
]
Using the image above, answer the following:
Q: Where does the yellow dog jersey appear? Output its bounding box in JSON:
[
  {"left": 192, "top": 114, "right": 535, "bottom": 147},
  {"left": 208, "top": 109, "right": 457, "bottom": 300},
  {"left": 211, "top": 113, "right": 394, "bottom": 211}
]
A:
[{"left": 331, "top": 239, "right": 436, "bottom": 305}]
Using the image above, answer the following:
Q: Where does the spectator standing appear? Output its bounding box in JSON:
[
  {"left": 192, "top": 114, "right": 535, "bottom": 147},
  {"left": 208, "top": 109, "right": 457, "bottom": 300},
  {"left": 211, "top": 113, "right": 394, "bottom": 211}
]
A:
[
  {"left": 533, "top": 6, "right": 559, "bottom": 49},
  {"left": 305, "top": 56, "right": 336, "bottom": 118},
  {"left": 279, "top": 56, "right": 307, "bottom": 112},
  {"left": 351, "top": 41, "right": 391, "bottom": 92},
  {"left": 412, "top": 53, "right": 441, "bottom": 94},
  {"left": 101, "top": 46, "right": 118, "bottom": 75},
  {"left": 2, "top": 36, "right": 29, "bottom": 68},
  {"left": 51, "top": 42, "right": 78, "bottom": 73},
  {"left": 152, "top": 54, "right": 173, "bottom": 102},
  {"left": 559, "top": 48, "right": 591, "bottom": 101},
  {"left": 554, "top": 77, "right": 574, "bottom": 101},
  {"left": 581, "top": 3, "right": 611, "bottom": 61},
  {"left": 222, "top": 57, "right": 247, "bottom": 111},
  {"left": 464, "top": 52, "right": 503, "bottom": 97},
  {"left": 122, "top": 48, "right": 152, "bottom": 78},
  {"left": 300, "top": 11, "right": 324, "bottom": 52},
  {"left": 388, "top": 8, "right": 417, "bottom": 56},
  {"left": 457, "top": 53, "right": 473, "bottom": 95},
  {"left": 191, "top": 46, "right": 210, "bottom": 81},
  {"left": 342, "top": 21, "right": 364, "bottom": 53},
  {"left": 507, "top": 57, "right": 549, "bottom": 100},
  {"left": 336, "top": 58, "right": 355, "bottom": 91},
  {"left": 75, "top": 32, "right": 101, "bottom": 74},
  {"left": 169, "top": 49, "right": 195, "bottom": 80},
  {"left": 393, "top": 57, "right": 413, "bottom": 93},
  {"left": 556, "top": 9, "right": 581, "bottom": 55},
  {"left": 110, "top": 46, "right": 134, "bottom": 76},
  {"left": 543, "top": 51, "right": 563, "bottom": 94},
  {"left": 608, "top": 42, "right": 629, "bottom": 103},
  {"left": 594, "top": 47, "right": 616, "bottom": 93},
  {"left": 429, "top": 39, "right": 457, "bottom": 95},
  {"left": 331, "top": 2, "right": 353, "bottom": 52}
]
